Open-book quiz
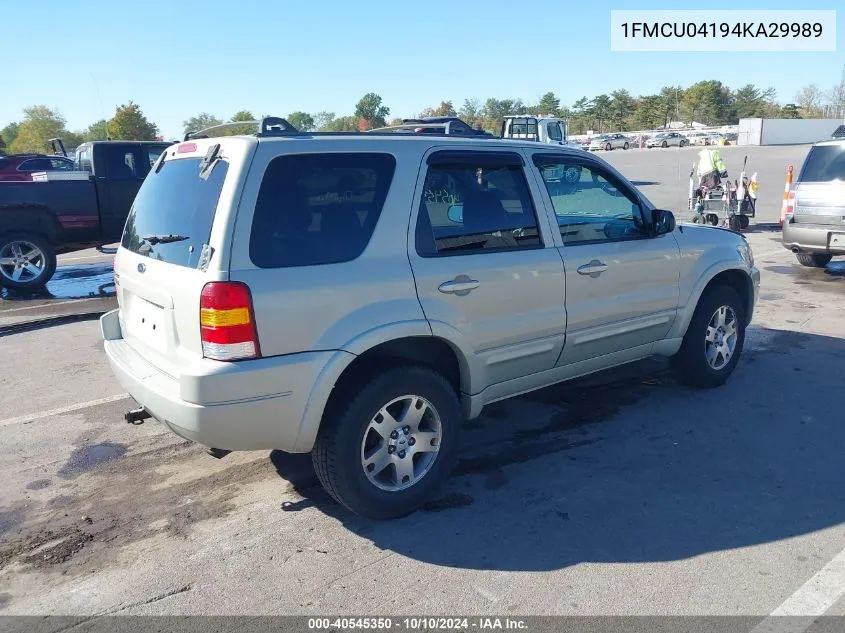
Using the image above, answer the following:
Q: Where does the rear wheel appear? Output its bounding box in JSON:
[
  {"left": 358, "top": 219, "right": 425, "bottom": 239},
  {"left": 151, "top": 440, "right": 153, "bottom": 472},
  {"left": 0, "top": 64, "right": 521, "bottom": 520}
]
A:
[
  {"left": 0, "top": 232, "right": 56, "bottom": 290},
  {"left": 706, "top": 213, "right": 720, "bottom": 226},
  {"left": 738, "top": 216, "right": 750, "bottom": 230},
  {"left": 672, "top": 285, "right": 746, "bottom": 388},
  {"left": 679, "top": 139, "right": 687, "bottom": 147},
  {"left": 795, "top": 253, "right": 832, "bottom": 268},
  {"left": 312, "top": 366, "right": 462, "bottom": 519}
]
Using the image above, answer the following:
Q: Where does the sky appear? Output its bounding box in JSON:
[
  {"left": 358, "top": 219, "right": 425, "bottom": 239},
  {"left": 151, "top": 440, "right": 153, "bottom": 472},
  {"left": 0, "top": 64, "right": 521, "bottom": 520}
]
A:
[{"left": 3, "top": 0, "right": 843, "bottom": 139}]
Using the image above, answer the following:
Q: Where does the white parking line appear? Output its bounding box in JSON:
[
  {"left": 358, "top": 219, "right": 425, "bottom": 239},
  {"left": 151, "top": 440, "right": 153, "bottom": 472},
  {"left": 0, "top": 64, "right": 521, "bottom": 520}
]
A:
[
  {"left": 749, "top": 547, "right": 845, "bottom": 633},
  {"left": 0, "top": 393, "right": 130, "bottom": 427}
]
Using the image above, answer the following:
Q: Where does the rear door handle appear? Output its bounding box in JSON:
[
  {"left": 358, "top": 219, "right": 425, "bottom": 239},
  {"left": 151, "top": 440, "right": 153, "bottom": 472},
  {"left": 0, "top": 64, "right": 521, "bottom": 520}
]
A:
[
  {"left": 438, "top": 277, "right": 480, "bottom": 295},
  {"left": 576, "top": 260, "right": 608, "bottom": 277}
]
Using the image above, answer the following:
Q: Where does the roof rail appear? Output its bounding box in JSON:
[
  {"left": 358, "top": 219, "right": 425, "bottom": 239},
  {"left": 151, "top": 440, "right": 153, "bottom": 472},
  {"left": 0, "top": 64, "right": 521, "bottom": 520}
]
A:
[{"left": 183, "top": 117, "right": 300, "bottom": 141}]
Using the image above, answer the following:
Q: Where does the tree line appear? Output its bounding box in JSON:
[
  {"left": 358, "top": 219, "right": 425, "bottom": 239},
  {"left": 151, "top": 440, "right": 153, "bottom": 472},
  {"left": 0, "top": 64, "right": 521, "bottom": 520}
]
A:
[{"left": 2, "top": 80, "right": 844, "bottom": 155}]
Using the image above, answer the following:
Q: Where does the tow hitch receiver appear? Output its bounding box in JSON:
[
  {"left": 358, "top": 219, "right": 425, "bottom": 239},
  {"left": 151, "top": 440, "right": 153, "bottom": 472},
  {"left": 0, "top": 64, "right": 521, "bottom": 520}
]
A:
[{"left": 124, "top": 407, "right": 151, "bottom": 425}]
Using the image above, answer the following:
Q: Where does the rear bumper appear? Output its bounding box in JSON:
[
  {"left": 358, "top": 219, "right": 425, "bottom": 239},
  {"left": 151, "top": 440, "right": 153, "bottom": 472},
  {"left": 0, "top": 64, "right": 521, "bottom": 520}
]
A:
[
  {"left": 782, "top": 222, "right": 845, "bottom": 255},
  {"left": 100, "top": 309, "right": 346, "bottom": 452}
]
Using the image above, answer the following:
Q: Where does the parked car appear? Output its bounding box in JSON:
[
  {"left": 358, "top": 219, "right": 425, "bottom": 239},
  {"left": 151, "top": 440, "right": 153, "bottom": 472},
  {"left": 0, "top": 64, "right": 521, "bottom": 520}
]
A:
[
  {"left": 0, "top": 154, "right": 75, "bottom": 182},
  {"left": 0, "top": 140, "right": 171, "bottom": 289},
  {"left": 589, "top": 133, "right": 632, "bottom": 151},
  {"left": 101, "top": 116, "right": 760, "bottom": 519},
  {"left": 646, "top": 132, "right": 688, "bottom": 148},
  {"left": 781, "top": 137, "right": 845, "bottom": 268}
]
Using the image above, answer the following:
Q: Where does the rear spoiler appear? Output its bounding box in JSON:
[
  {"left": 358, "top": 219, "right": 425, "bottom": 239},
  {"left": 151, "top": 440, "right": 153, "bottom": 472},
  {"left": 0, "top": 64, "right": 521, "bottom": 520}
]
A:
[{"left": 184, "top": 117, "right": 299, "bottom": 141}]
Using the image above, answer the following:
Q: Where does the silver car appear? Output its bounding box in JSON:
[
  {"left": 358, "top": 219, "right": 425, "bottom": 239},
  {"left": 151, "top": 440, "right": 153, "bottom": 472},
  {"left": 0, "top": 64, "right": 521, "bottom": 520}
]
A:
[
  {"left": 782, "top": 138, "right": 845, "bottom": 267},
  {"left": 589, "top": 133, "right": 632, "bottom": 151},
  {"left": 646, "top": 132, "right": 688, "bottom": 148},
  {"left": 102, "top": 119, "right": 759, "bottom": 518}
]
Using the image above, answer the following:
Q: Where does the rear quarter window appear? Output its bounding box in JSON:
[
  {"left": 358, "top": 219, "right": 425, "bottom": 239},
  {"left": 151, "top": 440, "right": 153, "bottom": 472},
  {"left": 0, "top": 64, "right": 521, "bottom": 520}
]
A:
[
  {"left": 249, "top": 152, "right": 396, "bottom": 268},
  {"left": 799, "top": 145, "right": 845, "bottom": 182},
  {"left": 120, "top": 157, "right": 229, "bottom": 268}
]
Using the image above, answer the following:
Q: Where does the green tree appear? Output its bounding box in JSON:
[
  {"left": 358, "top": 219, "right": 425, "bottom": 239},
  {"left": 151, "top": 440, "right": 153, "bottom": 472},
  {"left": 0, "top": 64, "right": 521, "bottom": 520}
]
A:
[
  {"left": 322, "top": 116, "right": 360, "bottom": 132},
  {"left": 313, "top": 111, "right": 336, "bottom": 130},
  {"left": 226, "top": 110, "right": 257, "bottom": 135},
  {"left": 1, "top": 122, "right": 20, "bottom": 150},
  {"left": 681, "top": 80, "right": 729, "bottom": 126},
  {"left": 9, "top": 106, "right": 70, "bottom": 153},
  {"left": 83, "top": 119, "right": 110, "bottom": 142},
  {"left": 780, "top": 103, "right": 801, "bottom": 119},
  {"left": 107, "top": 102, "right": 159, "bottom": 141},
  {"left": 458, "top": 98, "right": 483, "bottom": 129},
  {"left": 592, "top": 95, "right": 611, "bottom": 133},
  {"left": 609, "top": 89, "right": 635, "bottom": 131},
  {"left": 287, "top": 111, "right": 315, "bottom": 131},
  {"left": 354, "top": 93, "right": 390, "bottom": 129},
  {"left": 631, "top": 95, "right": 664, "bottom": 130},
  {"left": 419, "top": 100, "right": 458, "bottom": 118},
  {"left": 570, "top": 97, "right": 591, "bottom": 134},
  {"left": 659, "top": 86, "right": 683, "bottom": 127},
  {"left": 0, "top": 134, "right": 6, "bottom": 155},
  {"left": 183, "top": 113, "right": 223, "bottom": 136},
  {"left": 535, "top": 91, "right": 561, "bottom": 117}
]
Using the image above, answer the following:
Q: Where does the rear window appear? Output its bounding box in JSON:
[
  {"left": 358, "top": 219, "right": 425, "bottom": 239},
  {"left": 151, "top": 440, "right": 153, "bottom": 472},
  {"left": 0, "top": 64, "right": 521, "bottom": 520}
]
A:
[
  {"left": 799, "top": 145, "right": 845, "bottom": 182},
  {"left": 249, "top": 152, "right": 396, "bottom": 268},
  {"left": 120, "top": 157, "right": 229, "bottom": 268}
]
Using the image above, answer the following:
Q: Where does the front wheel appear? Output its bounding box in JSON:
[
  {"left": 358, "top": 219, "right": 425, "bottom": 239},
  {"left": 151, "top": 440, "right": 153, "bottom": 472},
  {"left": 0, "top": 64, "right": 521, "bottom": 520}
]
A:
[
  {"left": 605, "top": 143, "right": 612, "bottom": 151},
  {"left": 672, "top": 285, "right": 746, "bottom": 388},
  {"left": 312, "top": 366, "right": 462, "bottom": 519},
  {"left": 623, "top": 142, "right": 629, "bottom": 150},
  {"left": 0, "top": 232, "right": 57, "bottom": 290},
  {"left": 661, "top": 141, "right": 668, "bottom": 148},
  {"left": 679, "top": 140, "right": 687, "bottom": 147},
  {"left": 795, "top": 253, "right": 832, "bottom": 268}
]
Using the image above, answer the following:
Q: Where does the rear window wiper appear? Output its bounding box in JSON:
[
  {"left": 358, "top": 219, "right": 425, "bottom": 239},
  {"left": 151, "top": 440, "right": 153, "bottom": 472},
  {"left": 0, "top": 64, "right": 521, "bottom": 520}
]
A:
[{"left": 141, "top": 233, "right": 190, "bottom": 245}]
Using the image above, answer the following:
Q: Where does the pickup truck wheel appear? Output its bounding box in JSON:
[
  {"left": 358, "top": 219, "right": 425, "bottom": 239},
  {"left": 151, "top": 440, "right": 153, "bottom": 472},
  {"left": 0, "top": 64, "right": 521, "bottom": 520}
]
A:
[
  {"left": 0, "top": 233, "right": 57, "bottom": 290},
  {"left": 672, "top": 285, "right": 746, "bottom": 388},
  {"left": 795, "top": 253, "right": 831, "bottom": 268},
  {"left": 312, "top": 366, "right": 462, "bottom": 519}
]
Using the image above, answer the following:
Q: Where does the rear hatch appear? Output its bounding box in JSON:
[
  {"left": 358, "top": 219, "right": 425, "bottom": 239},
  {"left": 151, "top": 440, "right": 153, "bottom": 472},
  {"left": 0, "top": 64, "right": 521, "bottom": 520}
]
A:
[
  {"left": 793, "top": 142, "right": 845, "bottom": 227},
  {"left": 114, "top": 137, "right": 255, "bottom": 377}
]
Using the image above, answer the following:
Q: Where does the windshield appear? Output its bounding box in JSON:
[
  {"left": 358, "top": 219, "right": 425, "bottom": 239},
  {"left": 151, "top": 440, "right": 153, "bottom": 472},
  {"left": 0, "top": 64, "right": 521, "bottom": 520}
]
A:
[
  {"left": 799, "top": 145, "right": 845, "bottom": 182},
  {"left": 120, "top": 157, "right": 229, "bottom": 267}
]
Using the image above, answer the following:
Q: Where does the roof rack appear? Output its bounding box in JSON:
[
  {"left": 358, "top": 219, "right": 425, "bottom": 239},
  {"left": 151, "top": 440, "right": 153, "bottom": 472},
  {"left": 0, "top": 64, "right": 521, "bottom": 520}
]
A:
[{"left": 184, "top": 116, "right": 300, "bottom": 141}]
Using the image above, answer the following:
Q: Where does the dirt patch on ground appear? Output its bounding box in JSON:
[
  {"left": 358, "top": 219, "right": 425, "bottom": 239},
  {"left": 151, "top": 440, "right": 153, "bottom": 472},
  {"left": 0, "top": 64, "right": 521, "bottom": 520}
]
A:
[{"left": 0, "top": 440, "right": 277, "bottom": 577}]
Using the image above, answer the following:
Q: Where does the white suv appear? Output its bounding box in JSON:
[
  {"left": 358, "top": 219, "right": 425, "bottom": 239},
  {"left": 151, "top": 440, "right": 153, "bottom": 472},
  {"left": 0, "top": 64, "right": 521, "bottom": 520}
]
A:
[{"left": 102, "top": 118, "right": 760, "bottom": 519}]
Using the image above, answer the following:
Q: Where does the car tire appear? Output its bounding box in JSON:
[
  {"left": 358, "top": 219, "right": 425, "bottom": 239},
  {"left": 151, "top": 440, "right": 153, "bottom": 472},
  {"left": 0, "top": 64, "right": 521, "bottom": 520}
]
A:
[
  {"left": 672, "top": 285, "right": 746, "bottom": 389},
  {"left": 680, "top": 140, "right": 687, "bottom": 147},
  {"left": 312, "top": 365, "right": 463, "bottom": 519},
  {"left": 623, "top": 142, "right": 629, "bottom": 150},
  {"left": 605, "top": 143, "right": 612, "bottom": 151},
  {"left": 795, "top": 253, "right": 832, "bottom": 268},
  {"left": 0, "top": 232, "right": 57, "bottom": 290},
  {"left": 661, "top": 141, "right": 668, "bottom": 148}
]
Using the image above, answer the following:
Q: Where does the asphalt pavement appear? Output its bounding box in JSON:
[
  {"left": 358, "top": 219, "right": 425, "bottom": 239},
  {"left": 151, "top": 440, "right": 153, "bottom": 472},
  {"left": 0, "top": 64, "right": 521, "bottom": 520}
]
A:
[{"left": 1, "top": 144, "right": 844, "bottom": 620}]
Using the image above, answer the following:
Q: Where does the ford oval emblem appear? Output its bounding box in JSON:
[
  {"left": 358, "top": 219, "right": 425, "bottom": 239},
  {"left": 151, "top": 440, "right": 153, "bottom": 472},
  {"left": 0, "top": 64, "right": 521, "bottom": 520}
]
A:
[{"left": 137, "top": 263, "right": 146, "bottom": 273}]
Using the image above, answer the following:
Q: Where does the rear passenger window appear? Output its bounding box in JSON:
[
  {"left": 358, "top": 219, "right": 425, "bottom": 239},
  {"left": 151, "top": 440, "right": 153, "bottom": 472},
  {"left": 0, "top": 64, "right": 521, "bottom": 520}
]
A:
[
  {"left": 415, "top": 152, "right": 542, "bottom": 257},
  {"left": 103, "top": 145, "right": 143, "bottom": 179},
  {"left": 799, "top": 144, "right": 845, "bottom": 182},
  {"left": 249, "top": 153, "right": 396, "bottom": 268}
]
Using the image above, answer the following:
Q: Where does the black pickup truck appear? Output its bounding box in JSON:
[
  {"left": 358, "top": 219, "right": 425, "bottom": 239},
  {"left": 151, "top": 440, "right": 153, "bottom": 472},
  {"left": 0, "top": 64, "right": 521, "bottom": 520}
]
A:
[{"left": 0, "top": 140, "right": 170, "bottom": 289}]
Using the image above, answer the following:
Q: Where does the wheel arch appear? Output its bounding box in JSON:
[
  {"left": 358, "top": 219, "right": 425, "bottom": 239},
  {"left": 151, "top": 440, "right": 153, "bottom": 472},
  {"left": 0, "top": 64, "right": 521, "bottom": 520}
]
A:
[
  {"left": 293, "top": 326, "right": 474, "bottom": 453},
  {"left": 0, "top": 209, "right": 61, "bottom": 243},
  {"left": 672, "top": 265, "right": 756, "bottom": 339}
]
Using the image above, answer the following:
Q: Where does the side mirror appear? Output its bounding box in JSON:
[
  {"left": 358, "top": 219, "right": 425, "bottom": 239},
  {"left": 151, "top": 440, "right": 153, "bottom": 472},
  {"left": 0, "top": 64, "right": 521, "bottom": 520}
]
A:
[
  {"left": 446, "top": 204, "right": 463, "bottom": 223},
  {"left": 651, "top": 209, "right": 676, "bottom": 236}
]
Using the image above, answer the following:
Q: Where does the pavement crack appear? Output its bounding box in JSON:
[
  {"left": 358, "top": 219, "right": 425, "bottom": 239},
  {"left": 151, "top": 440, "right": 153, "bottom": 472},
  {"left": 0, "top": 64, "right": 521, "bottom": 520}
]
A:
[{"left": 101, "top": 583, "right": 193, "bottom": 614}]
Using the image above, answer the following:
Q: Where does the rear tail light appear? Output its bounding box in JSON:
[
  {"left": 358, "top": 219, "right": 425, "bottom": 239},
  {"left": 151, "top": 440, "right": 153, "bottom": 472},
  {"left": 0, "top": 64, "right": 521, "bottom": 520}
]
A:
[
  {"left": 200, "top": 282, "right": 261, "bottom": 361},
  {"left": 785, "top": 191, "right": 796, "bottom": 220}
]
